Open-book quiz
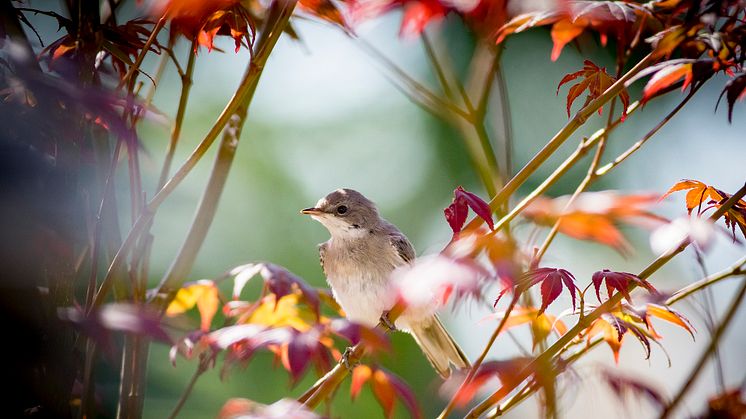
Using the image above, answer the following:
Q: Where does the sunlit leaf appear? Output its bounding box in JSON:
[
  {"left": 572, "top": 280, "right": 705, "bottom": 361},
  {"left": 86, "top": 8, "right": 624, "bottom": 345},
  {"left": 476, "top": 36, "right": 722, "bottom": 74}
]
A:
[
  {"left": 488, "top": 306, "right": 568, "bottom": 349},
  {"left": 524, "top": 192, "right": 664, "bottom": 254},
  {"left": 444, "top": 186, "right": 494, "bottom": 236},
  {"left": 167, "top": 280, "right": 220, "bottom": 331},
  {"left": 591, "top": 269, "right": 657, "bottom": 303},
  {"left": 350, "top": 365, "right": 421, "bottom": 419},
  {"left": 497, "top": 268, "right": 577, "bottom": 313},
  {"left": 557, "top": 60, "right": 630, "bottom": 118}
]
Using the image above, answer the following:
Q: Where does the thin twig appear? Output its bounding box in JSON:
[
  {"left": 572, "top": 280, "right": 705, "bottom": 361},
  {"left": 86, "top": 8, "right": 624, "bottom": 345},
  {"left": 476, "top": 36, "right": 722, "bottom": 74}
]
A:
[
  {"left": 465, "top": 182, "right": 746, "bottom": 417},
  {"left": 167, "top": 358, "right": 209, "bottom": 419},
  {"left": 437, "top": 296, "right": 519, "bottom": 418},
  {"left": 659, "top": 280, "right": 746, "bottom": 418},
  {"left": 463, "top": 53, "right": 655, "bottom": 229},
  {"left": 535, "top": 85, "right": 700, "bottom": 262},
  {"left": 491, "top": 255, "right": 746, "bottom": 417}
]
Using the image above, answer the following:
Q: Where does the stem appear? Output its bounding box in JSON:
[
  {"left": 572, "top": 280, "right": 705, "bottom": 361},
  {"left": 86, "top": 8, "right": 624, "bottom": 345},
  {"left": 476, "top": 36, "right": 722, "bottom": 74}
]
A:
[
  {"left": 463, "top": 53, "right": 655, "bottom": 230},
  {"left": 157, "top": 40, "right": 197, "bottom": 190},
  {"left": 118, "top": 16, "right": 166, "bottom": 90},
  {"left": 465, "top": 182, "right": 746, "bottom": 418},
  {"left": 668, "top": 256, "right": 746, "bottom": 305},
  {"left": 300, "top": 303, "right": 405, "bottom": 408},
  {"left": 167, "top": 359, "right": 208, "bottom": 419},
  {"left": 92, "top": 0, "right": 296, "bottom": 311},
  {"left": 594, "top": 85, "right": 700, "bottom": 177},
  {"left": 437, "top": 296, "right": 519, "bottom": 419},
  {"left": 659, "top": 280, "right": 746, "bottom": 419},
  {"left": 487, "top": 101, "right": 641, "bottom": 234},
  {"left": 355, "top": 37, "right": 470, "bottom": 121},
  {"left": 421, "top": 33, "right": 503, "bottom": 198},
  {"left": 535, "top": 85, "right": 699, "bottom": 262},
  {"left": 493, "top": 255, "right": 746, "bottom": 416}
]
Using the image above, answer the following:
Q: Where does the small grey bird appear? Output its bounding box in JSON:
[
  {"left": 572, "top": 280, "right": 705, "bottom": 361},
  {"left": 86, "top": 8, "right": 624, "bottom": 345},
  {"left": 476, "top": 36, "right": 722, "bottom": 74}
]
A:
[{"left": 301, "top": 188, "right": 470, "bottom": 378}]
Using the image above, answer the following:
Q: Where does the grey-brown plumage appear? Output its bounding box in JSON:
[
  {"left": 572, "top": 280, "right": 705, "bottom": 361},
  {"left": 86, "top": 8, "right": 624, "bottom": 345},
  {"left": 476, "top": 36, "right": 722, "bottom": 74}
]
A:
[{"left": 302, "top": 188, "right": 470, "bottom": 378}]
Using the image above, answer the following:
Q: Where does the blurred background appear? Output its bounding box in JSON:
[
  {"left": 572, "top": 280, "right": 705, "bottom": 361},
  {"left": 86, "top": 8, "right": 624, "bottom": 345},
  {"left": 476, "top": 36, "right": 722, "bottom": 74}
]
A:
[{"left": 12, "top": 3, "right": 746, "bottom": 418}]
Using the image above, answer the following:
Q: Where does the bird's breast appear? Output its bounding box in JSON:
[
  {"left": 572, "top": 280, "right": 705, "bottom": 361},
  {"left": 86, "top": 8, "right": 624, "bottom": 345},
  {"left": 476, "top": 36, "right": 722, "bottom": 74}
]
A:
[{"left": 323, "top": 237, "right": 402, "bottom": 326}]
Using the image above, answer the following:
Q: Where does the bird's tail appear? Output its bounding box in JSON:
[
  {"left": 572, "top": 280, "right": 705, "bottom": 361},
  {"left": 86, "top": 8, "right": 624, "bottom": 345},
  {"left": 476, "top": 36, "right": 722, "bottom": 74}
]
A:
[{"left": 409, "top": 315, "right": 470, "bottom": 379}]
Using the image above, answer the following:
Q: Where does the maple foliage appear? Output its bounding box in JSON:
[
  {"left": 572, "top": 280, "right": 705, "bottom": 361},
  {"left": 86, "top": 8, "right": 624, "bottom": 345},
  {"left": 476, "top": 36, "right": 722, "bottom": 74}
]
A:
[
  {"left": 662, "top": 179, "right": 746, "bottom": 239},
  {"left": 591, "top": 269, "right": 657, "bottom": 303},
  {"left": 584, "top": 300, "right": 694, "bottom": 363},
  {"left": 156, "top": 0, "right": 258, "bottom": 52},
  {"left": 444, "top": 186, "right": 494, "bottom": 236},
  {"left": 167, "top": 279, "right": 221, "bottom": 331},
  {"left": 497, "top": 267, "right": 578, "bottom": 313},
  {"left": 558, "top": 59, "right": 630, "bottom": 118},
  {"left": 217, "top": 398, "right": 320, "bottom": 419},
  {"left": 489, "top": 306, "right": 568, "bottom": 349},
  {"left": 524, "top": 192, "right": 664, "bottom": 253},
  {"left": 600, "top": 369, "right": 667, "bottom": 409},
  {"left": 350, "top": 365, "right": 421, "bottom": 419},
  {"left": 496, "top": 1, "right": 653, "bottom": 61}
]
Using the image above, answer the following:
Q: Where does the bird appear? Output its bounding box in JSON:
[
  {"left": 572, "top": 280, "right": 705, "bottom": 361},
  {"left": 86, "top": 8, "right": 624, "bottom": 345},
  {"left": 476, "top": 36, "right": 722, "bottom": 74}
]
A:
[{"left": 301, "top": 188, "right": 470, "bottom": 378}]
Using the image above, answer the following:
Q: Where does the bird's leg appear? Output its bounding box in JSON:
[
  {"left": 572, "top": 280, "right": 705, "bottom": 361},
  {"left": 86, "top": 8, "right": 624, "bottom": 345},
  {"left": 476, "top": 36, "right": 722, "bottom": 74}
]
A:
[
  {"left": 379, "top": 310, "right": 397, "bottom": 332},
  {"left": 341, "top": 347, "right": 359, "bottom": 370}
]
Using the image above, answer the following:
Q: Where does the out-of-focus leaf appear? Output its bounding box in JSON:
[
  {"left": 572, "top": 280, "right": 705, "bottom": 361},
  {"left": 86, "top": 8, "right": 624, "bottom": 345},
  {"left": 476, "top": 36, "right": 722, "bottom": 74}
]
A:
[
  {"left": 230, "top": 263, "right": 320, "bottom": 317},
  {"left": 642, "top": 61, "right": 693, "bottom": 102},
  {"left": 488, "top": 306, "right": 567, "bottom": 349},
  {"left": 496, "top": 1, "right": 653, "bottom": 60},
  {"left": 299, "top": 0, "right": 347, "bottom": 28},
  {"left": 217, "top": 397, "right": 321, "bottom": 419},
  {"left": 719, "top": 73, "right": 746, "bottom": 122},
  {"left": 350, "top": 365, "right": 421, "bottom": 419},
  {"left": 391, "top": 254, "right": 490, "bottom": 310},
  {"left": 699, "top": 389, "right": 746, "bottom": 419},
  {"left": 600, "top": 369, "right": 668, "bottom": 409},
  {"left": 330, "top": 319, "right": 390, "bottom": 352},
  {"left": 241, "top": 294, "right": 318, "bottom": 332},
  {"left": 592, "top": 269, "right": 656, "bottom": 303},
  {"left": 351, "top": 365, "right": 373, "bottom": 399},
  {"left": 59, "top": 304, "right": 171, "bottom": 344},
  {"left": 524, "top": 192, "right": 664, "bottom": 254},
  {"left": 167, "top": 279, "right": 220, "bottom": 331},
  {"left": 440, "top": 358, "right": 535, "bottom": 406}
]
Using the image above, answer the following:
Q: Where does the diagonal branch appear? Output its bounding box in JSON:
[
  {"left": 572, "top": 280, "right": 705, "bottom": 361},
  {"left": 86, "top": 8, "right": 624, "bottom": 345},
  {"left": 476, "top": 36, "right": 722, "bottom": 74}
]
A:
[{"left": 465, "top": 182, "right": 746, "bottom": 418}]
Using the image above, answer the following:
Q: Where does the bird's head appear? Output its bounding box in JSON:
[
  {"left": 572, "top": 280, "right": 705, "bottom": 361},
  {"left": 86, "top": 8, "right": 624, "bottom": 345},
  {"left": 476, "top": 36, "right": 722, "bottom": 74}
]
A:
[{"left": 301, "top": 189, "right": 379, "bottom": 238}]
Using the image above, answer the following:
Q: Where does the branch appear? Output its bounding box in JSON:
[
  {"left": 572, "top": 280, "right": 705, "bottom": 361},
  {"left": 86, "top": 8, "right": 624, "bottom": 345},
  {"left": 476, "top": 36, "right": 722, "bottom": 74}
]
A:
[
  {"left": 463, "top": 53, "right": 655, "bottom": 229},
  {"left": 668, "top": 256, "right": 746, "bottom": 305},
  {"left": 490, "top": 255, "right": 746, "bottom": 416},
  {"left": 91, "top": 0, "right": 297, "bottom": 311},
  {"left": 659, "top": 279, "right": 746, "bottom": 418},
  {"left": 465, "top": 182, "right": 746, "bottom": 418},
  {"left": 437, "top": 296, "right": 519, "bottom": 418},
  {"left": 299, "top": 303, "right": 405, "bottom": 408},
  {"left": 167, "top": 356, "right": 209, "bottom": 419}
]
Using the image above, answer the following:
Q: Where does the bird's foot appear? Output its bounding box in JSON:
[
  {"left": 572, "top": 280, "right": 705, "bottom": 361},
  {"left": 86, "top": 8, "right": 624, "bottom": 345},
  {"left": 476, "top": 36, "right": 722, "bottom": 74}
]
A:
[
  {"left": 341, "top": 347, "right": 359, "bottom": 370},
  {"left": 379, "top": 310, "right": 397, "bottom": 332}
]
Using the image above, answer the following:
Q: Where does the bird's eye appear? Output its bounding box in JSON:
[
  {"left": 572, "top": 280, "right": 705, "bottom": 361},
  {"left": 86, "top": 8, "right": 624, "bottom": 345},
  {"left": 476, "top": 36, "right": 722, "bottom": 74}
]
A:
[{"left": 336, "top": 205, "right": 348, "bottom": 215}]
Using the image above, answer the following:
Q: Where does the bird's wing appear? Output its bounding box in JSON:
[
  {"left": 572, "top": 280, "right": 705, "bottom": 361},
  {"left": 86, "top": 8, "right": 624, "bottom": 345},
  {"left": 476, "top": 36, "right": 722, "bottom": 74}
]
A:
[
  {"left": 318, "top": 242, "right": 328, "bottom": 276},
  {"left": 389, "top": 232, "right": 415, "bottom": 265}
]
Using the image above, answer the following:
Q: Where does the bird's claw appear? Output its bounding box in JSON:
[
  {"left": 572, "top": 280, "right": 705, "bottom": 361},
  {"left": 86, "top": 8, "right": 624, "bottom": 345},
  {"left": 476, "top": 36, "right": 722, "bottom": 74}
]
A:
[
  {"left": 379, "top": 310, "right": 397, "bottom": 332},
  {"left": 341, "top": 347, "right": 359, "bottom": 370}
]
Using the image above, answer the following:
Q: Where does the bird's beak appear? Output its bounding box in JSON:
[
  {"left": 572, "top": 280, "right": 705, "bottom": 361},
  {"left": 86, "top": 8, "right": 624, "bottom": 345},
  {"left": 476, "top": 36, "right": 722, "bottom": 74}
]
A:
[{"left": 301, "top": 207, "right": 322, "bottom": 215}]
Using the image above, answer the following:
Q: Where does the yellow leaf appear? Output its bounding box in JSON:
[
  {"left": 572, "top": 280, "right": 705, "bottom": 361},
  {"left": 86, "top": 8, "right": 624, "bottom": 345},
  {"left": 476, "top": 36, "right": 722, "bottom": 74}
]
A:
[
  {"left": 166, "top": 280, "right": 220, "bottom": 331},
  {"left": 246, "top": 294, "right": 318, "bottom": 332}
]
